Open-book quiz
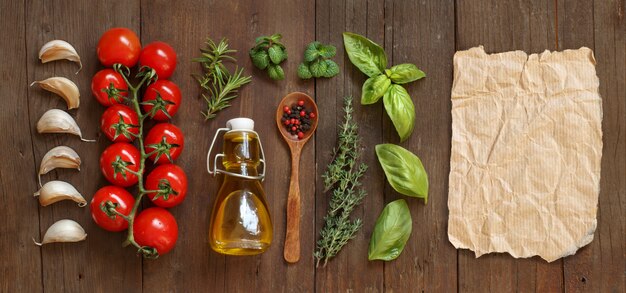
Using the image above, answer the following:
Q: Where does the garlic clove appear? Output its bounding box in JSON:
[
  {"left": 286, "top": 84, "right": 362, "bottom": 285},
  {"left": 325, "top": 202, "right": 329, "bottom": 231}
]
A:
[
  {"left": 30, "top": 77, "right": 80, "bottom": 109},
  {"left": 38, "top": 146, "right": 81, "bottom": 187},
  {"left": 36, "top": 109, "right": 95, "bottom": 142},
  {"left": 33, "top": 219, "right": 87, "bottom": 246},
  {"left": 34, "top": 180, "right": 86, "bottom": 207},
  {"left": 38, "top": 40, "right": 82, "bottom": 73}
]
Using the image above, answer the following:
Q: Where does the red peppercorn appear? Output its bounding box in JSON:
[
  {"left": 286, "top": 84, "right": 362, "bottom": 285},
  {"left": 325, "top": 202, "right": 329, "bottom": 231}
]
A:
[
  {"left": 291, "top": 126, "right": 297, "bottom": 131},
  {"left": 287, "top": 110, "right": 292, "bottom": 115},
  {"left": 298, "top": 100, "right": 305, "bottom": 106},
  {"left": 295, "top": 120, "right": 300, "bottom": 125},
  {"left": 309, "top": 112, "right": 316, "bottom": 119},
  {"left": 283, "top": 106, "right": 290, "bottom": 113},
  {"left": 290, "top": 118, "right": 296, "bottom": 124},
  {"left": 283, "top": 120, "right": 290, "bottom": 126},
  {"left": 297, "top": 132, "right": 304, "bottom": 139},
  {"left": 300, "top": 111, "right": 306, "bottom": 117}
]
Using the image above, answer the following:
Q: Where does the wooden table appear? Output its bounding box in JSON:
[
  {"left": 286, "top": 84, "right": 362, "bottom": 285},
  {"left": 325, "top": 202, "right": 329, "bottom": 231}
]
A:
[{"left": 1, "top": 0, "right": 624, "bottom": 292}]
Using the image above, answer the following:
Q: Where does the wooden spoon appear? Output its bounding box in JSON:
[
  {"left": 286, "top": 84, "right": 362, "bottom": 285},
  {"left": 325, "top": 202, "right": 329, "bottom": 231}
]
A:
[{"left": 275, "top": 92, "right": 319, "bottom": 264}]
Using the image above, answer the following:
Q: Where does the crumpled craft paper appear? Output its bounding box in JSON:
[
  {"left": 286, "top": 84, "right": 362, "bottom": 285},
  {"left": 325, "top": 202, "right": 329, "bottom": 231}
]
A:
[{"left": 447, "top": 46, "right": 603, "bottom": 262}]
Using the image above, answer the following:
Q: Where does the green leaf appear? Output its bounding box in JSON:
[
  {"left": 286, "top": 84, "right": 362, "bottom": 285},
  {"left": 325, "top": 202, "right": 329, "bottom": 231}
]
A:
[
  {"left": 361, "top": 74, "right": 391, "bottom": 105},
  {"left": 368, "top": 199, "right": 412, "bottom": 261},
  {"left": 375, "top": 144, "right": 428, "bottom": 202},
  {"left": 389, "top": 64, "right": 425, "bottom": 84},
  {"left": 318, "top": 44, "right": 337, "bottom": 58},
  {"left": 342, "top": 32, "right": 387, "bottom": 77},
  {"left": 268, "top": 64, "right": 285, "bottom": 80},
  {"left": 323, "top": 60, "right": 339, "bottom": 77},
  {"left": 250, "top": 50, "right": 270, "bottom": 70},
  {"left": 304, "top": 44, "right": 320, "bottom": 62},
  {"left": 268, "top": 45, "right": 284, "bottom": 64},
  {"left": 309, "top": 59, "right": 324, "bottom": 77},
  {"left": 298, "top": 63, "right": 313, "bottom": 79},
  {"left": 383, "top": 85, "right": 415, "bottom": 141}
]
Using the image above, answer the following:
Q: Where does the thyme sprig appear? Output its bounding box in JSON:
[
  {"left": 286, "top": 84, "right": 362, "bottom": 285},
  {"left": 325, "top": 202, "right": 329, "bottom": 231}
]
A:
[
  {"left": 193, "top": 38, "right": 251, "bottom": 120},
  {"left": 314, "top": 96, "right": 368, "bottom": 267}
]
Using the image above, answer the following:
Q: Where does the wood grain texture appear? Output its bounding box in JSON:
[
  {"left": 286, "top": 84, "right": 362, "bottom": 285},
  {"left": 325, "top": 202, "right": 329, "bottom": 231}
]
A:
[
  {"left": 0, "top": 0, "right": 43, "bottom": 291},
  {"left": 1, "top": 0, "right": 624, "bottom": 292}
]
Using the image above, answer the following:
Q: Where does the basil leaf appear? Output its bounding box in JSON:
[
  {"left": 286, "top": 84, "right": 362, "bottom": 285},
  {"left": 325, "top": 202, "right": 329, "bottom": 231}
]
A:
[
  {"left": 375, "top": 144, "right": 428, "bottom": 202},
  {"left": 388, "top": 64, "right": 425, "bottom": 84},
  {"left": 383, "top": 84, "right": 415, "bottom": 142},
  {"left": 368, "top": 199, "right": 412, "bottom": 261},
  {"left": 362, "top": 74, "right": 391, "bottom": 105},
  {"left": 342, "top": 32, "right": 387, "bottom": 77}
]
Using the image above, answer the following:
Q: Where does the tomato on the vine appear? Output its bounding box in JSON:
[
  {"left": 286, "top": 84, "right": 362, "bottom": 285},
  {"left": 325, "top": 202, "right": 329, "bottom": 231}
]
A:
[
  {"left": 100, "top": 142, "right": 140, "bottom": 187},
  {"left": 101, "top": 104, "right": 139, "bottom": 142},
  {"left": 133, "top": 207, "right": 178, "bottom": 255},
  {"left": 141, "top": 80, "right": 181, "bottom": 121},
  {"left": 97, "top": 28, "right": 141, "bottom": 67},
  {"left": 90, "top": 186, "right": 134, "bottom": 232},
  {"left": 91, "top": 69, "right": 128, "bottom": 106},
  {"left": 138, "top": 41, "right": 177, "bottom": 79},
  {"left": 145, "top": 123, "right": 184, "bottom": 164},
  {"left": 146, "top": 164, "right": 188, "bottom": 208}
]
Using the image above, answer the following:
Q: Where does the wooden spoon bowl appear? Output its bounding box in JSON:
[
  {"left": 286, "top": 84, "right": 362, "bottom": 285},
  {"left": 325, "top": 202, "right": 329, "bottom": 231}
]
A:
[{"left": 275, "top": 92, "right": 318, "bottom": 263}]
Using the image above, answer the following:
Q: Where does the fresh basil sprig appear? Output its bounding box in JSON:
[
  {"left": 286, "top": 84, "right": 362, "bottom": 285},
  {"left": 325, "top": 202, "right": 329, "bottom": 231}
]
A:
[
  {"left": 376, "top": 144, "right": 428, "bottom": 203},
  {"left": 368, "top": 199, "right": 412, "bottom": 261},
  {"left": 343, "top": 32, "right": 425, "bottom": 142}
]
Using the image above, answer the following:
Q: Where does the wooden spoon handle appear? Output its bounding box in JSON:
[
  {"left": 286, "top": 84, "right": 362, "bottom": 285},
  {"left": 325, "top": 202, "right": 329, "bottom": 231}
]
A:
[{"left": 284, "top": 146, "right": 302, "bottom": 263}]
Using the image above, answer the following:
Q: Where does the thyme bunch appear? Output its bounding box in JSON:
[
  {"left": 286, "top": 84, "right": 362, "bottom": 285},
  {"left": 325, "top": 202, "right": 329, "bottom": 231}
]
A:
[
  {"left": 193, "top": 38, "right": 251, "bottom": 120},
  {"left": 314, "top": 96, "right": 368, "bottom": 267}
]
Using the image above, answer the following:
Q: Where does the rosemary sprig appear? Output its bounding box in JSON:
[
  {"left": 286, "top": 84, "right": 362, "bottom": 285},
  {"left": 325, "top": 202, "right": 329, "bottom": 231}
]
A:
[
  {"left": 314, "top": 96, "right": 368, "bottom": 267},
  {"left": 193, "top": 38, "right": 251, "bottom": 120}
]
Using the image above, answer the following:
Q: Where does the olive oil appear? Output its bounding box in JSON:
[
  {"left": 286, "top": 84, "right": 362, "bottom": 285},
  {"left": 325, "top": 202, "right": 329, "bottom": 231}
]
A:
[{"left": 208, "top": 118, "right": 272, "bottom": 255}]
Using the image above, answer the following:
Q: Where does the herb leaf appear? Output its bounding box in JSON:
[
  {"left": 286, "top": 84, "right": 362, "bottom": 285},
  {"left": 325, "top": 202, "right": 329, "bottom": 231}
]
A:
[
  {"left": 268, "top": 45, "right": 284, "bottom": 64},
  {"left": 323, "top": 60, "right": 340, "bottom": 77},
  {"left": 250, "top": 34, "right": 287, "bottom": 80},
  {"left": 368, "top": 199, "right": 412, "bottom": 261},
  {"left": 383, "top": 85, "right": 415, "bottom": 142},
  {"left": 362, "top": 74, "right": 391, "bottom": 105},
  {"left": 298, "top": 63, "right": 313, "bottom": 79},
  {"left": 375, "top": 144, "right": 428, "bottom": 202},
  {"left": 267, "top": 64, "right": 285, "bottom": 80},
  {"left": 342, "top": 32, "right": 387, "bottom": 77},
  {"left": 389, "top": 64, "right": 425, "bottom": 84}
]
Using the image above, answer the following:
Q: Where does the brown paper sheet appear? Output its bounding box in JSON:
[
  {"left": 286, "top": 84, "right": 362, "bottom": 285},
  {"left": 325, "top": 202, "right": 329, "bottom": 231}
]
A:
[{"left": 447, "top": 46, "right": 603, "bottom": 262}]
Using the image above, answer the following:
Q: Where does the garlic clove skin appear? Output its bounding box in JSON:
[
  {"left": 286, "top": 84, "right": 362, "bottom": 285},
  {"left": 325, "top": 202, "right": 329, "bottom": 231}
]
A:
[
  {"left": 36, "top": 109, "right": 95, "bottom": 142},
  {"left": 33, "top": 219, "right": 87, "bottom": 246},
  {"left": 38, "top": 145, "right": 81, "bottom": 187},
  {"left": 34, "top": 180, "right": 86, "bottom": 207},
  {"left": 30, "top": 77, "right": 80, "bottom": 109},
  {"left": 38, "top": 40, "right": 82, "bottom": 73}
]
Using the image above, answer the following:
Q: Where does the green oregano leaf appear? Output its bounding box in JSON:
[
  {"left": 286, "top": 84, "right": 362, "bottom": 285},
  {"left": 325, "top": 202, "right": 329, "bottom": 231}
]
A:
[
  {"left": 251, "top": 50, "right": 269, "bottom": 70},
  {"left": 298, "top": 63, "right": 313, "bottom": 79},
  {"left": 375, "top": 144, "right": 428, "bottom": 202},
  {"left": 268, "top": 45, "right": 283, "bottom": 64},
  {"left": 323, "top": 60, "right": 339, "bottom": 77},
  {"left": 368, "top": 199, "right": 412, "bottom": 261},
  {"left": 383, "top": 84, "right": 415, "bottom": 142},
  {"left": 361, "top": 74, "right": 391, "bottom": 105},
  {"left": 268, "top": 64, "right": 285, "bottom": 80}
]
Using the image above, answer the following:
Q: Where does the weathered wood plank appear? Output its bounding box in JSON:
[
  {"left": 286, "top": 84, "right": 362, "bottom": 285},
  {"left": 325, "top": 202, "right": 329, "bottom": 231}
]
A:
[
  {"left": 25, "top": 0, "right": 142, "bottom": 291},
  {"left": 140, "top": 0, "right": 316, "bottom": 292},
  {"left": 314, "top": 0, "right": 386, "bottom": 291},
  {"left": 455, "top": 0, "right": 565, "bottom": 292},
  {"left": 562, "top": 0, "right": 626, "bottom": 292},
  {"left": 381, "top": 0, "right": 458, "bottom": 292},
  {"left": 0, "top": 0, "right": 43, "bottom": 291}
]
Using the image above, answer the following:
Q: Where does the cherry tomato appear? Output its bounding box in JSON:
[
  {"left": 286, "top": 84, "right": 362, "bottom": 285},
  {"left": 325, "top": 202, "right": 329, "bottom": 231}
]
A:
[
  {"left": 90, "top": 186, "right": 134, "bottom": 232},
  {"left": 97, "top": 28, "right": 141, "bottom": 67},
  {"left": 100, "top": 104, "right": 139, "bottom": 142},
  {"left": 100, "top": 142, "right": 140, "bottom": 187},
  {"left": 138, "top": 42, "right": 177, "bottom": 79},
  {"left": 145, "top": 123, "right": 184, "bottom": 165},
  {"left": 141, "top": 80, "right": 181, "bottom": 121},
  {"left": 146, "top": 164, "right": 188, "bottom": 208},
  {"left": 133, "top": 207, "right": 178, "bottom": 255},
  {"left": 91, "top": 69, "right": 128, "bottom": 106}
]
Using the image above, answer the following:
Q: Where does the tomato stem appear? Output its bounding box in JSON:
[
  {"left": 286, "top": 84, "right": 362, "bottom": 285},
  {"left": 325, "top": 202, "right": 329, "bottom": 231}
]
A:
[{"left": 113, "top": 65, "right": 159, "bottom": 258}]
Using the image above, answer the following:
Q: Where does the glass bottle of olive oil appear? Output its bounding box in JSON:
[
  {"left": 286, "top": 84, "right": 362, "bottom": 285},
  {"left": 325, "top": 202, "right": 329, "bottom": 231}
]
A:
[{"left": 207, "top": 118, "right": 272, "bottom": 255}]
